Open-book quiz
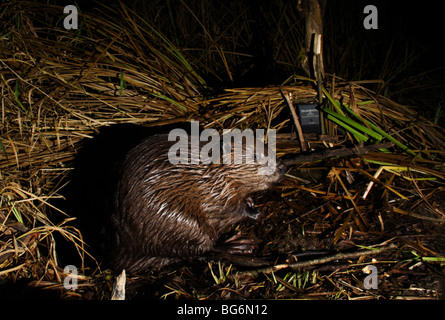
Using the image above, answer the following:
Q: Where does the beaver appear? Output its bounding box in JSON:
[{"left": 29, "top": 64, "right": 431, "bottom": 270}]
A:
[{"left": 109, "top": 129, "right": 286, "bottom": 274}]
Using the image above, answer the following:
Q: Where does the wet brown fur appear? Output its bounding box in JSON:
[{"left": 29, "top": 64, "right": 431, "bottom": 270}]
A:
[{"left": 110, "top": 133, "right": 285, "bottom": 273}]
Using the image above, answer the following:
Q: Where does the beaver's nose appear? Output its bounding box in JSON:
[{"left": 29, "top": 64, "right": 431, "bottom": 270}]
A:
[{"left": 276, "top": 159, "right": 287, "bottom": 175}]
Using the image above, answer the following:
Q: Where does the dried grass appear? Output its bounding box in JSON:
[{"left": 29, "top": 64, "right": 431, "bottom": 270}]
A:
[{"left": 0, "top": 1, "right": 444, "bottom": 299}]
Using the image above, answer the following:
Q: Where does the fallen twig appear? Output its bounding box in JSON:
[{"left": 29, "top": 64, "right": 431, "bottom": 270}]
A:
[
  {"left": 243, "top": 243, "right": 397, "bottom": 275},
  {"left": 281, "top": 89, "right": 307, "bottom": 152},
  {"left": 283, "top": 141, "right": 395, "bottom": 166}
]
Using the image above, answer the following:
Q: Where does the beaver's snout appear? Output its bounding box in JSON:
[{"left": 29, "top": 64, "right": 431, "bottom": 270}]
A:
[{"left": 276, "top": 159, "right": 287, "bottom": 177}]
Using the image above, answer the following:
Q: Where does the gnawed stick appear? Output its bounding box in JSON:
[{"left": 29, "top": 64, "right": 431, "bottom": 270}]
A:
[
  {"left": 242, "top": 243, "right": 397, "bottom": 275},
  {"left": 283, "top": 141, "right": 395, "bottom": 166},
  {"left": 281, "top": 89, "right": 307, "bottom": 152},
  {"left": 281, "top": 244, "right": 397, "bottom": 271}
]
